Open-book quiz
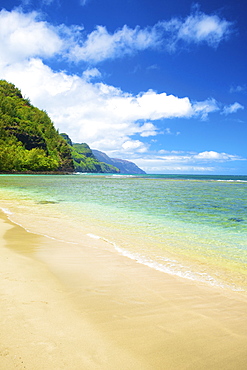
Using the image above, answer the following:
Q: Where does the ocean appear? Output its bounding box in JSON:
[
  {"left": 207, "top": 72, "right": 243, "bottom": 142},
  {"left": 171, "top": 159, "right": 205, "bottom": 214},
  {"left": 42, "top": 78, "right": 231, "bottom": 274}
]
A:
[{"left": 0, "top": 173, "right": 246, "bottom": 291}]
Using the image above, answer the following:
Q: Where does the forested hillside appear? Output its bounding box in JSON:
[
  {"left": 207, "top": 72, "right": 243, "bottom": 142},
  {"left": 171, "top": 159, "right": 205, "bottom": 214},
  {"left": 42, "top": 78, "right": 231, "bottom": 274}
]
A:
[
  {"left": 60, "top": 133, "right": 120, "bottom": 173},
  {"left": 0, "top": 80, "right": 74, "bottom": 172}
]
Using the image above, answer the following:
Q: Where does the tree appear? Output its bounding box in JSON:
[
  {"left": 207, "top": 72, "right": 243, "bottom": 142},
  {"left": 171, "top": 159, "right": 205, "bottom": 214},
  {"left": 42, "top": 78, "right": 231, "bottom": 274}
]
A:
[{"left": 0, "top": 80, "right": 74, "bottom": 172}]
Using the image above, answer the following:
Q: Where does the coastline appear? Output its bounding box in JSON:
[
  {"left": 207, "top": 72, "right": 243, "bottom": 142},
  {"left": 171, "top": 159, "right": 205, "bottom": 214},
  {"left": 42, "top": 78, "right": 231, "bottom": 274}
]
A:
[
  {"left": 0, "top": 212, "right": 148, "bottom": 369},
  {"left": 1, "top": 210, "right": 247, "bottom": 369}
]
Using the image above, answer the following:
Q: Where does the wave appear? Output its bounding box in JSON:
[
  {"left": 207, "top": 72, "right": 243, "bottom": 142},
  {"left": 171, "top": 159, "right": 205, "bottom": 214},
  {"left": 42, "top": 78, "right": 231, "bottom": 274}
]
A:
[
  {"left": 0, "top": 207, "right": 13, "bottom": 215},
  {"left": 87, "top": 233, "right": 244, "bottom": 291},
  {"left": 110, "top": 174, "right": 136, "bottom": 178},
  {"left": 215, "top": 179, "right": 247, "bottom": 183},
  {"left": 1, "top": 207, "right": 244, "bottom": 292}
]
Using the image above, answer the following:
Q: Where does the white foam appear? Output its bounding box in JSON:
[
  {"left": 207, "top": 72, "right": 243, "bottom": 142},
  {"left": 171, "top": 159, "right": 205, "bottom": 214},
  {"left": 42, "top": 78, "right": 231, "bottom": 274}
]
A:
[
  {"left": 110, "top": 174, "right": 136, "bottom": 178},
  {"left": 0, "top": 207, "right": 243, "bottom": 291},
  {"left": 93, "top": 236, "right": 244, "bottom": 291},
  {"left": 0, "top": 207, "right": 13, "bottom": 215},
  {"left": 216, "top": 179, "right": 247, "bottom": 183},
  {"left": 87, "top": 233, "right": 101, "bottom": 239}
]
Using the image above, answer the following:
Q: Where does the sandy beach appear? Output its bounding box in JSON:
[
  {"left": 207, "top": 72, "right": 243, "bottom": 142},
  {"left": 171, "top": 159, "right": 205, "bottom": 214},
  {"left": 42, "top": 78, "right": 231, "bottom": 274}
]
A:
[{"left": 1, "top": 211, "right": 247, "bottom": 369}]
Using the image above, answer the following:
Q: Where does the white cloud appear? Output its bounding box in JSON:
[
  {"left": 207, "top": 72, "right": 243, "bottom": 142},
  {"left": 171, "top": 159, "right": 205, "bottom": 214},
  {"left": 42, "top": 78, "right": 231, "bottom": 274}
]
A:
[
  {"left": 134, "top": 90, "right": 193, "bottom": 119},
  {"left": 68, "top": 9, "right": 233, "bottom": 63},
  {"left": 193, "top": 98, "right": 219, "bottom": 119},
  {"left": 122, "top": 140, "right": 148, "bottom": 153},
  {"left": 82, "top": 68, "right": 101, "bottom": 81},
  {"left": 177, "top": 12, "right": 232, "bottom": 47},
  {"left": 0, "top": 10, "right": 62, "bottom": 66},
  {"left": 139, "top": 122, "right": 159, "bottom": 137},
  {"left": 222, "top": 102, "right": 244, "bottom": 115},
  {"left": 156, "top": 8, "right": 233, "bottom": 53},
  {"left": 0, "top": 7, "right": 233, "bottom": 67},
  {"left": 194, "top": 151, "right": 242, "bottom": 161},
  {"left": 131, "top": 150, "right": 245, "bottom": 173},
  {"left": 68, "top": 24, "right": 160, "bottom": 63}
]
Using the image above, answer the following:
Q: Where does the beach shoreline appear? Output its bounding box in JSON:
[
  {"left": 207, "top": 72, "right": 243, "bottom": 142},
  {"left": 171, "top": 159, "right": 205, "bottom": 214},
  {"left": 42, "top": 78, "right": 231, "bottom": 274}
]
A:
[
  {"left": 1, "top": 210, "right": 247, "bottom": 369},
  {"left": 0, "top": 212, "right": 149, "bottom": 369}
]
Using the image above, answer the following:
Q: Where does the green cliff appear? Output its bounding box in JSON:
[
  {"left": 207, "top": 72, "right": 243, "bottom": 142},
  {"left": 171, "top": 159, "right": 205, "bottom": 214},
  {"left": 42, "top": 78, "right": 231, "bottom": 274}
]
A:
[
  {"left": 0, "top": 80, "right": 74, "bottom": 173},
  {"left": 60, "top": 133, "right": 120, "bottom": 173}
]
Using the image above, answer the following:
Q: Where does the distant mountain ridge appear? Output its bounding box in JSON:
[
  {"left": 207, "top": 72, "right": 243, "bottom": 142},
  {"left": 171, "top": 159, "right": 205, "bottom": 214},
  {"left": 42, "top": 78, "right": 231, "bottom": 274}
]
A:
[
  {"left": 61, "top": 133, "right": 146, "bottom": 174},
  {"left": 92, "top": 149, "right": 146, "bottom": 174}
]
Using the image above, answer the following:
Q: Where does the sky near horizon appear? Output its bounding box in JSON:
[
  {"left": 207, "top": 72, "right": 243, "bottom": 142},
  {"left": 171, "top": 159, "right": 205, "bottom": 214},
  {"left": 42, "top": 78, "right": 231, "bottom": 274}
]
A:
[{"left": 0, "top": 0, "right": 246, "bottom": 174}]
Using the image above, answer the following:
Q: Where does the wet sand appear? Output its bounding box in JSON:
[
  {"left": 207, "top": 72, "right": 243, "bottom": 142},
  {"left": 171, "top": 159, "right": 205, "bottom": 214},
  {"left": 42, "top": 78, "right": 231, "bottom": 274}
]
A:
[{"left": 0, "top": 211, "right": 247, "bottom": 369}]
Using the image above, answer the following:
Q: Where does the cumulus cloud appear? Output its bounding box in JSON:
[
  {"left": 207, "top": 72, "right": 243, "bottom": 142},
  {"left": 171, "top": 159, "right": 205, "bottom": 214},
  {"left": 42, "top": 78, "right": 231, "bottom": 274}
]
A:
[
  {"left": 0, "top": 58, "right": 192, "bottom": 148},
  {"left": 222, "top": 102, "right": 244, "bottom": 115},
  {"left": 0, "top": 10, "right": 62, "bottom": 66}
]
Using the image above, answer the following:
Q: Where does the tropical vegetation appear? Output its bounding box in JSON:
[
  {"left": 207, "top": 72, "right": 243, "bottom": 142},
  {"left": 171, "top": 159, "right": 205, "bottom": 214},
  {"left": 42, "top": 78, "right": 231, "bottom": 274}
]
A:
[
  {"left": 0, "top": 80, "right": 74, "bottom": 172},
  {"left": 60, "top": 133, "right": 120, "bottom": 173}
]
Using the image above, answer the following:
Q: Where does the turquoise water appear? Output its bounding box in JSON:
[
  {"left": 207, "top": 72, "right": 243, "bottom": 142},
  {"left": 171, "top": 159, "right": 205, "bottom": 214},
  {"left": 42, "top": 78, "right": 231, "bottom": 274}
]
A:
[{"left": 0, "top": 174, "right": 246, "bottom": 291}]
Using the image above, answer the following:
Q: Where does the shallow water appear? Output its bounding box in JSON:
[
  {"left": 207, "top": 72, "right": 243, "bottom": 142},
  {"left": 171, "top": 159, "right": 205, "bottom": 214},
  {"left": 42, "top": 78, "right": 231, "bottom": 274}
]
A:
[{"left": 0, "top": 173, "right": 246, "bottom": 291}]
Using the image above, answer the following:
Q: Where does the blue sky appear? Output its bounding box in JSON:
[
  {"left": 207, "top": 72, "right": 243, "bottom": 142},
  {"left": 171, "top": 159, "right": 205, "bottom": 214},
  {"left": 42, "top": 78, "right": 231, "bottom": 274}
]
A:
[{"left": 0, "top": 0, "right": 246, "bottom": 174}]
